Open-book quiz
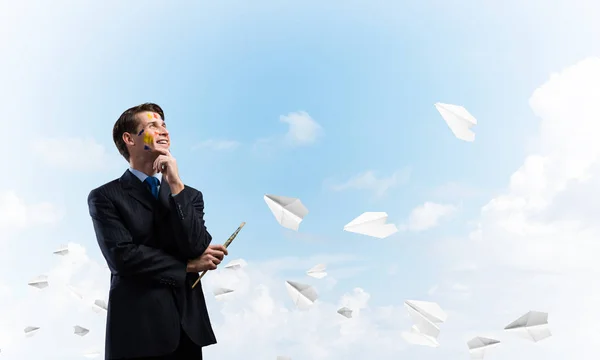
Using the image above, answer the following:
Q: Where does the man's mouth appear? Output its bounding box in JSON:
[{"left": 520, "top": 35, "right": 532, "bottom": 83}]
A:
[{"left": 157, "top": 140, "right": 168, "bottom": 145}]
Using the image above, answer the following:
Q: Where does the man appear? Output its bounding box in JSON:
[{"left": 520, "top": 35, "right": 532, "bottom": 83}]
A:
[{"left": 88, "top": 103, "right": 227, "bottom": 359}]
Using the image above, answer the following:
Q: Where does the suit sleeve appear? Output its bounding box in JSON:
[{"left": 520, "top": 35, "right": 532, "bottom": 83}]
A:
[
  {"left": 88, "top": 188, "right": 187, "bottom": 287},
  {"left": 169, "top": 186, "right": 213, "bottom": 259}
]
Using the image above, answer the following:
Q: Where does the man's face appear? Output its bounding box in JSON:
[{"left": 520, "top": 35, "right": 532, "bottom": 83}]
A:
[{"left": 132, "top": 111, "right": 170, "bottom": 154}]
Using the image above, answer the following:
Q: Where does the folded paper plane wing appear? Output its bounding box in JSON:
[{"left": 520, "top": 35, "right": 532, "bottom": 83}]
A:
[
  {"left": 264, "top": 194, "right": 308, "bottom": 231},
  {"left": 435, "top": 102, "right": 477, "bottom": 142},
  {"left": 285, "top": 280, "right": 317, "bottom": 310},
  {"left": 504, "top": 310, "right": 552, "bottom": 342},
  {"left": 213, "top": 287, "right": 234, "bottom": 300},
  {"left": 343, "top": 212, "right": 398, "bottom": 239},
  {"left": 337, "top": 306, "right": 353, "bottom": 318},
  {"left": 467, "top": 336, "right": 500, "bottom": 359},
  {"left": 224, "top": 258, "right": 247, "bottom": 270},
  {"left": 306, "top": 264, "right": 327, "bottom": 279},
  {"left": 74, "top": 325, "right": 90, "bottom": 336},
  {"left": 27, "top": 275, "right": 48, "bottom": 289},
  {"left": 403, "top": 300, "right": 447, "bottom": 345}
]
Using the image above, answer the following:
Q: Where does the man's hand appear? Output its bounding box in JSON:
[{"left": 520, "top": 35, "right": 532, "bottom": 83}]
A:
[
  {"left": 186, "top": 244, "right": 229, "bottom": 273},
  {"left": 153, "top": 149, "right": 184, "bottom": 194}
]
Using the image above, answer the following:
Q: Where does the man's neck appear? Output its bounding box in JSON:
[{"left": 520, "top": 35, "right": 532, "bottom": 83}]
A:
[{"left": 129, "top": 159, "right": 156, "bottom": 177}]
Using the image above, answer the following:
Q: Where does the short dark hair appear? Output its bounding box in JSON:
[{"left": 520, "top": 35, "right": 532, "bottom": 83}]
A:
[{"left": 113, "top": 103, "right": 164, "bottom": 161}]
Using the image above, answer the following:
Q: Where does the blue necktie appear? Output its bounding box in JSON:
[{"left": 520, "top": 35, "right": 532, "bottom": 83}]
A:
[{"left": 144, "top": 176, "right": 160, "bottom": 199}]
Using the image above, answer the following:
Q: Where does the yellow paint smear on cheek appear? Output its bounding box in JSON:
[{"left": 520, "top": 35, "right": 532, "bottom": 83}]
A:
[{"left": 143, "top": 131, "right": 155, "bottom": 145}]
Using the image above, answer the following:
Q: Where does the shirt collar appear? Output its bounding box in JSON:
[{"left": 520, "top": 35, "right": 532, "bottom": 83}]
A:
[{"left": 128, "top": 168, "right": 162, "bottom": 184}]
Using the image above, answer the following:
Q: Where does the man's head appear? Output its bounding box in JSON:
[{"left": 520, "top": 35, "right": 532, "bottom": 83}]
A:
[{"left": 113, "top": 103, "right": 170, "bottom": 162}]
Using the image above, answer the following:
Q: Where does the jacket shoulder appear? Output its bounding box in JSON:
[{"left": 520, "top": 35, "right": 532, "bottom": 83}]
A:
[{"left": 88, "top": 179, "right": 121, "bottom": 201}]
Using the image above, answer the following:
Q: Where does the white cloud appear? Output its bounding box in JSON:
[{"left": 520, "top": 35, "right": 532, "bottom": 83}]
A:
[
  {"left": 0, "top": 191, "right": 63, "bottom": 234},
  {"left": 253, "top": 111, "right": 323, "bottom": 153},
  {"left": 30, "top": 137, "right": 122, "bottom": 172},
  {"left": 0, "top": 243, "right": 108, "bottom": 359},
  {"left": 202, "top": 259, "right": 411, "bottom": 360},
  {"left": 399, "top": 201, "right": 458, "bottom": 232},
  {"left": 280, "top": 111, "right": 323, "bottom": 146},
  {"left": 0, "top": 249, "right": 414, "bottom": 359},
  {"left": 329, "top": 168, "right": 411, "bottom": 197},
  {"left": 192, "top": 139, "right": 241, "bottom": 151},
  {"left": 433, "top": 57, "right": 600, "bottom": 359}
]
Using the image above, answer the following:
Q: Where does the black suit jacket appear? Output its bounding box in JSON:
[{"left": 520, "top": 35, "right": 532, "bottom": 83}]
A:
[{"left": 88, "top": 170, "right": 217, "bottom": 359}]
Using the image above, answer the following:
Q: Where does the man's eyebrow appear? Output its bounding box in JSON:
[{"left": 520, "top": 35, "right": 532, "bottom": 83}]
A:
[{"left": 147, "top": 120, "right": 166, "bottom": 127}]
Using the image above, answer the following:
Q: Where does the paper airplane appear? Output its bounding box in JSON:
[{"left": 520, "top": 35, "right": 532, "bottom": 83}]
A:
[
  {"left": 224, "top": 258, "right": 247, "bottom": 270},
  {"left": 24, "top": 326, "right": 40, "bottom": 337},
  {"left": 306, "top": 264, "right": 327, "bottom": 279},
  {"left": 27, "top": 275, "right": 48, "bottom": 289},
  {"left": 264, "top": 194, "right": 308, "bottom": 231},
  {"left": 53, "top": 244, "right": 69, "bottom": 255},
  {"left": 285, "top": 281, "right": 318, "bottom": 310},
  {"left": 337, "top": 306, "right": 353, "bottom": 318},
  {"left": 467, "top": 336, "right": 500, "bottom": 359},
  {"left": 92, "top": 299, "right": 107, "bottom": 313},
  {"left": 343, "top": 212, "right": 398, "bottom": 239},
  {"left": 276, "top": 357, "right": 292, "bottom": 360},
  {"left": 74, "top": 325, "right": 90, "bottom": 336},
  {"left": 435, "top": 102, "right": 477, "bottom": 142},
  {"left": 403, "top": 300, "right": 447, "bottom": 347},
  {"left": 504, "top": 310, "right": 552, "bottom": 342},
  {"left": 213, "top": 287, "right": 234, "bottom": 300},
  {"left": 67, "top": 285, "right": 83, "bottom": 300}
]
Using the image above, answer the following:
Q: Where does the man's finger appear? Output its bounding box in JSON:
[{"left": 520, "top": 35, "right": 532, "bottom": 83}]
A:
[
  {"left": 207, "top": 246, "right": 226, "bottom": 257},
  {"left": 210, "top": 250, "right": 224, "bottom": 261},
  {"left": 210, "top": 244, "right": 228, "bottom": 256},
  {"left": 207, "top": 254, "right": 221, "bottom": 265}
]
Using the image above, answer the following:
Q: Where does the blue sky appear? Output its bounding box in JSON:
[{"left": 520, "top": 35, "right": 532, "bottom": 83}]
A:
[{"left": 2, "top": 0, "right": 600, "bottom": 359}]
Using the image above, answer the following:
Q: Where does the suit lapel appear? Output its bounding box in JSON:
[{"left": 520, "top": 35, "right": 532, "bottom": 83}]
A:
[{"left": 119, "top": 170, "right": 155, "bottom": 211}]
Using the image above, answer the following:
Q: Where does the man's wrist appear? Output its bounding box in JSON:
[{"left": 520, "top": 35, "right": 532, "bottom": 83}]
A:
[{"left": 169, "top": 180, "right": 185, "bottom": 195}]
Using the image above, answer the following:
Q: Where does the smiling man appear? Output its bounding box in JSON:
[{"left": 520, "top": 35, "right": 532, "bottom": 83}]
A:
[{"left": 87, "top": 103, "right": 228, "bottom": 359}]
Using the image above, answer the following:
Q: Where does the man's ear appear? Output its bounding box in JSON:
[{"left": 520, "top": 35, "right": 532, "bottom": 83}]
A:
[{"left": 122, "top": 132, "right": 135, "bottom": 146}]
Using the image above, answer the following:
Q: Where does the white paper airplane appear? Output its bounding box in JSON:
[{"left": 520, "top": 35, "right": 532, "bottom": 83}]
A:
[
  {"left": 92, "top": 299, "right": 108, "bottom": 313},
  {"left": 213, "top": 287, "right": 234, "bottom": 300},
  {"left": 53, "top": 244, "right": 69, "bottom": 255},
  {"left": 27, "top": 275, "right": 48, "bottom": 289},
  {"left": 504, "top": 310, "right": 552, "bottom": 342},
  {"left": 74, "top": 325, "right": 90, "bottom": 336},
  {"left": 306, "top": 264, "right": 327, "bottom": 279},
  {"left": 67, "top": 285, "right": 83, "bottom": 300},
  {"left": 343, "top": 212, "right": 398, "bottom": 239},
  {"left": 435, "top": 102, "right": 477, "bottom": 142},
  {"left": 224, "top": 258, "right": 247, "bottom": 270},
  {"left": 337, "top": 306, "right": 353, "bottom": 318},
  {"left": 24, "top": 326, "right": 40, "bottom": 337},
  {"left": 264, "top": 194, "right": 309, "bottom": 231},
  {"left": 403, "top": 300, "right": 447, "bottom": 347},
  {"left": 276, "top": 357, "right": 292, "bottom": 360},
  {"left": 467, "top": 336, "right": 500, "bottom": 359},
  {"left": 285, "top": 281, "right": 318, "bottom": 310}
]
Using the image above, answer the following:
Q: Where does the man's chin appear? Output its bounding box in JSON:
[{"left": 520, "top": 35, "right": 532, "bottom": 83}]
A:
[{"left": 153, "top": 143, "right": 170, "bottom": 152}]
